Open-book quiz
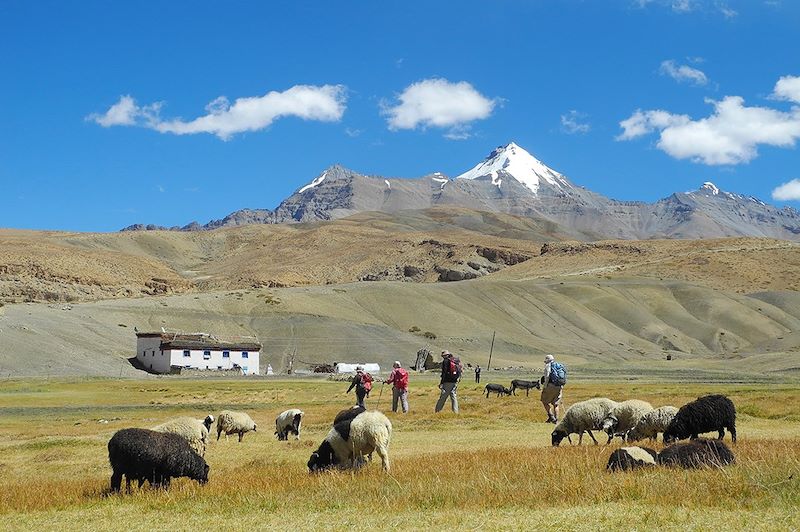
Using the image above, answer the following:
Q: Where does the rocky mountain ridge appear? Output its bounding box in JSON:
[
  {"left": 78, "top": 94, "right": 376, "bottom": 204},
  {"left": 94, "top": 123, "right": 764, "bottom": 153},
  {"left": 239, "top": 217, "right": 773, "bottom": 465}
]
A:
[{"left": 122, "top": 142, "right": 800, "bottom": 241}]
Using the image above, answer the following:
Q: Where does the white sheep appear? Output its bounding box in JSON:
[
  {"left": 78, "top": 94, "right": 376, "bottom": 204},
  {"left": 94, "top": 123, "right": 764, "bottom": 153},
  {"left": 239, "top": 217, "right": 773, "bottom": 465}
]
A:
[
  {"left": 308, "top": 411, "right": 392, "bottom": 472},
  {"left": 626, "top": 406, "right": 679, "bottom": 442},
  {"left": 602, "top": 399, "right": 654, "bottom": 444},
  {"left": 216, "top": 410, "right": 257, "bottom": 442},
  {"left": 151, "top": 414, "right": 214, "bottom": 456},
  {"left": 551, "top": 398, "right": 619, "bottom": 446},
  {"left": 275, "top": 409, "right": 304, "bottom": 441}
]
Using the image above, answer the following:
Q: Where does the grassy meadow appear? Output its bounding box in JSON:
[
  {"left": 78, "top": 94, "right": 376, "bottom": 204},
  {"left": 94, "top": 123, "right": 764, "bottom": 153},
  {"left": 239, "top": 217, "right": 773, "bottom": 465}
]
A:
[{"left": 0, "top": 375, "right": 798, "bottom": 530}]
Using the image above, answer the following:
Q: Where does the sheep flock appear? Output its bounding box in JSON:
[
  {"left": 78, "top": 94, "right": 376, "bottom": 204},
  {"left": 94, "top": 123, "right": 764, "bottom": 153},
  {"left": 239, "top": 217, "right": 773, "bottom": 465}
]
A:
[{"left": 105, "top": 385, "right": 740, "bottom": 495}]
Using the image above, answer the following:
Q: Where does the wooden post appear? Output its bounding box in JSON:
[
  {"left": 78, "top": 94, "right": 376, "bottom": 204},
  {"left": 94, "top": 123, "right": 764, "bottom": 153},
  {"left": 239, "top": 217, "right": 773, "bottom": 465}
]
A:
[{"left": 487, "top": 331, "right": 496, "bottom": 370}]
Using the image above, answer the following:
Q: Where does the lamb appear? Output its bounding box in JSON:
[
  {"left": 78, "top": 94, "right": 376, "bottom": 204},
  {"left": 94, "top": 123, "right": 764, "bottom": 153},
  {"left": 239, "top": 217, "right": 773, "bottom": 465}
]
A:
[
  {"left": 551, "top": 398, "right": 619, "bottom": 446},
  {"left": 275, "top": 409, "right": 304, "bottom": 441},
  {"left": 606, "top": 446, "right": 658, "bottom": 471},
  {"left": 509, "top": 379, "right": 541, "bottom": 396},
  {"left": 152, "top": 414, "right": 215, "bottom": 456},
  {"left": 601, "top": 399, "right": 654, "bottom": 444},
  {"left": 216, "top": 410, "right": 258, "bottom": 442},
  {"left": 308, "top": 411, "right": 392, "bottom": 472},
  {"left": 108, "top": 428, "right": 209, "bottom": 493},
  {"left": 333, "top": 406, "right": 366, "bottom": 425},
  {"left": 663, "top": 395, "right": 736, "bottom": 443},
  {"left": 658, "top": 439, "right": 735, "bottom": 469},
  {"left": 626, "top": 406, "right": 679, "bottom": 442},
  {"left": 484, "top": 383, "right": 512, "bottom": 398}
]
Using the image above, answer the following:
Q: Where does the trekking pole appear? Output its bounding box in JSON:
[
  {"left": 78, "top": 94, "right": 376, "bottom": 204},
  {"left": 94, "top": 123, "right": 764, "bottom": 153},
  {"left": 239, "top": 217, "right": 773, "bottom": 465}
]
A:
[{"left": 375, "top": 381, "right": 385, "bottom": 410}]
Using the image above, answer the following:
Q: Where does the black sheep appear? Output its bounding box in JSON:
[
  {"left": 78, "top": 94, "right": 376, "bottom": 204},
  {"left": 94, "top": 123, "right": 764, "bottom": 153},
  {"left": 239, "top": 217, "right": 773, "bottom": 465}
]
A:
[
  {"left": 663, "top": 394, "right": 736, "bottom": 443},
  {"left": 108, "top": 428, "right": 209, "bottom": 493},
  {"left": 658, "top": 439, "right": 735, "bottom": 469},
  {"left": 606, "top": 446, "right": 658, "bottom": 471},
  {"left": 333, "top": 406, "right": 366, "bottom": 425}
]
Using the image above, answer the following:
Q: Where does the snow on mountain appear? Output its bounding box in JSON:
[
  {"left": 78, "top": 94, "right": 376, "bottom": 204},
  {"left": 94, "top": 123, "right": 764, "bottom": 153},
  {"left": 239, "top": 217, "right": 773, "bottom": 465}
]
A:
[
  {"left": 455, "top": 142, "right": 569, "bottom": 194},
  {"left": 700, "top": 182, "right": 719, "bottom": 195},
  {"left": 298, "top": 170, "right": 327, "bottom": 193}
]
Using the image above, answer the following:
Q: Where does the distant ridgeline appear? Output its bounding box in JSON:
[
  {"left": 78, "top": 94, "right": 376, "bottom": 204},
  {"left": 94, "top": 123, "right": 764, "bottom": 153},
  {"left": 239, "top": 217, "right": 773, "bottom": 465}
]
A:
[{"left": 122, "top": 143, "right": 800, "bottom": 242}]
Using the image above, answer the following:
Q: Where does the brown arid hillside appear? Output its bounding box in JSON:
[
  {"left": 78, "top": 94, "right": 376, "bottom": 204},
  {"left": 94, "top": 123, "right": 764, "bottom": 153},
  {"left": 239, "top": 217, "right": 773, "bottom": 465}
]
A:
[
  {"left": 494, "top": 237, "right": 800, "bottom": 293},
  {"left": 1, "top": 208, "right": 554, "bottom": 303},
  {"left": 2, "top": 208, "right": 800, "bottom": 378}
]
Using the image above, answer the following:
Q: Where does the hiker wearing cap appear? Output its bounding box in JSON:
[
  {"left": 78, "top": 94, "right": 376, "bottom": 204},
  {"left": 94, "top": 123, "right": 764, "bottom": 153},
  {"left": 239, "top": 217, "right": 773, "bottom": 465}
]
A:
[
  {"left": 435, "top": 351, "right": 462, "bottom": 413},
  {"left": 347, "top": 366, "right": 373, "bottom": 408},
  {"left": 541, "top": 354, "right": 566, "bottom": 423},
  {"left": 384, "top": 361, "right": 410, "bottom": 413}
]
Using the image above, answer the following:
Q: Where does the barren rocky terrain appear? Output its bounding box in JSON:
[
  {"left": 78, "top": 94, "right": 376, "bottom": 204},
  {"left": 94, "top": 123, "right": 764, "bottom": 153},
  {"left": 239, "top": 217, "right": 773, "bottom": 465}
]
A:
[{"left": 1, "top": 207, "right": 799, "bottom": 378}]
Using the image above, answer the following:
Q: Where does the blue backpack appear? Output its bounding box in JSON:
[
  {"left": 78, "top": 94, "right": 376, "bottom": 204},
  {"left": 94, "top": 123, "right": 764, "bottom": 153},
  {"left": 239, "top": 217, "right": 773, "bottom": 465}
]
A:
[{"left": 549, "top": 362, "right": 567, "bottom": 386}]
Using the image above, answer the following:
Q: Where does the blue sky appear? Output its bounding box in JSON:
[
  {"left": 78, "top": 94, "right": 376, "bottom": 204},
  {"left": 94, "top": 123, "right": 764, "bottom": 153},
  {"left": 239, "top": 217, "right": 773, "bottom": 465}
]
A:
[{"left": 1, "top": 0, "right": 799, "bottom": 232}]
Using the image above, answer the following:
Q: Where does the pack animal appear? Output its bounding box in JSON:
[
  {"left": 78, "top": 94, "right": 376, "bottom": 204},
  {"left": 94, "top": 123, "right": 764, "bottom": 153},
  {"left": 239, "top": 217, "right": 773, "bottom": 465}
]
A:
[
  {"left": 509, "top": 379, "right": 541, "bottom": 396},
  {"left": 484, "top": 383, "right": 512, "bottom": 397}
]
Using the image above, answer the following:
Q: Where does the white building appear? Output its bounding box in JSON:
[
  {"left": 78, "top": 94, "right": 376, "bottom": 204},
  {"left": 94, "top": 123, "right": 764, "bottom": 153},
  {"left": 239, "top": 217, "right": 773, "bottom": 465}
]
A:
[{"left": 135, "top": 331, "right": 262, "bottom": 375}]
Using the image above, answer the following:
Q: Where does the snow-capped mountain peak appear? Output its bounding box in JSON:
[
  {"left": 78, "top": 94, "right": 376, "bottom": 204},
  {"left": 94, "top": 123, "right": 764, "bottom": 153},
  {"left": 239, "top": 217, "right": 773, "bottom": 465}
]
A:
[
  {"left": 700, "top": 182, "right": 720, "bottom": 195},
  {"left": 455, "top": 142, "right": 569, "bottom": 194}
]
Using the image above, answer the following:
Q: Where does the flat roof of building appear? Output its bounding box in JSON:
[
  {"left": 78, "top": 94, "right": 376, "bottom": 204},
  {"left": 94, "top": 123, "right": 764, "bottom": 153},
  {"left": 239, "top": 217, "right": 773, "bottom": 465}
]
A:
[{"left": 137, "top": 332, "right": 262, "bottom": 352}]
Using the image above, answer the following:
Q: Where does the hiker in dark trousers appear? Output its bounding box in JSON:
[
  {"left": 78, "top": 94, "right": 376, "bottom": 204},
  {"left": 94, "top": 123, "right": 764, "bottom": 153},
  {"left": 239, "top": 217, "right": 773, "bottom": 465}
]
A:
[
  {"left": 475, "top": 365, "right": 481, "bottom": 383},
  {"left": 347, "top": 366, "right": 372, "bottom": 408},
  {"left": 435, "top": 351, "right": 462, "bottom": 413}
]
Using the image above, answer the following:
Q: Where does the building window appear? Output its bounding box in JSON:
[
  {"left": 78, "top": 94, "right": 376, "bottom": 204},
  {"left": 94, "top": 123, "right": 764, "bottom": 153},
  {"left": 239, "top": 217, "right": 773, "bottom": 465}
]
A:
[
  {"left": 223, "top": 351, "right": 230, "bottom": 358},
  {"left": 242, "top": 366, "right": 249, "bottom": 374},
  {"left": 242, "top": 352, "right": 249, "bottom": 359},
  {"left": 217, "top": 366, "right": 223, "bottom": 369},
  {"left": 203, "top": 350, "right": 211, "bottom": 360},
  {"left": 183, "top": 350, "right": 190, "bottom": 357}
]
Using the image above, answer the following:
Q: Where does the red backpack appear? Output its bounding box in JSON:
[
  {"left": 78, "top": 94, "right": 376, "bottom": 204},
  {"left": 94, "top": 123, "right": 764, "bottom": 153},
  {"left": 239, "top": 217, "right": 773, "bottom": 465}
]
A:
[
  {"left": 361, "top": 372, "right": 374, "bottom": 392},
  {"left": 448, "top": 357, "right": 462, "bottom": 378},
  {"left": 395, "top": 368, "right": 409, "bottom": 389}
]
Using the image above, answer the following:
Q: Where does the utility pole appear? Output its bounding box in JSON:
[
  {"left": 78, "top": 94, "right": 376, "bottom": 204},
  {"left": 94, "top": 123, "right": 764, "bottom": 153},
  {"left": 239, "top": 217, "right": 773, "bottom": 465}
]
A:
[{"left": 487, "top": 331, "right": 496, "bottom": 370}]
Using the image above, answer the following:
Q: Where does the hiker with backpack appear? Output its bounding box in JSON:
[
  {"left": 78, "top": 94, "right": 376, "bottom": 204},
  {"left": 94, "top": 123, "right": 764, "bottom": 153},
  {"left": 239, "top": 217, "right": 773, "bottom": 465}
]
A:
[
  {"left": 347, "top": 366, "right": 374, "bottom": 408},
  {"left": 435, "top": 351, "right": 462, "bottom": 414},
  {"left": 541, "top": 354, "right": 566, "bottom": 423},
  {"left": 384, "top": 361, "right": 410, "bottom": 413}
]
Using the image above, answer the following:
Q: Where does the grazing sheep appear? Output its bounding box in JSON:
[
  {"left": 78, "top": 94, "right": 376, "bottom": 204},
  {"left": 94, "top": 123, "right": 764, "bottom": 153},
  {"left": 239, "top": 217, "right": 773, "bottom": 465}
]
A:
[
  {"left": 658, "top": 439, "right": 735, "bottom": 469},
  {"left": 275, "top": 409, "right": 304, "bottom": 441},
  {"left": 308, "top": 411, "right": 392, "bottom": 472},
  {"left": 333, "top": 406, "right": 366, "bottom": 426},
  {"left": 552, "top": 398, "right": 619, "bottom": 446},
  {"left": 509, "top": 379, "right": 541, "bottom": 396},
  {"left": 484, "top": 383, "right": 512, "bottom": 398},
  {"left": 663, "top": 395, "right": 737, "bottom": 444},
  {"left": 606, "top": 446, "right": 658, "bottom": 471},
  {"left": 216, "top": 410, "right": 258, "bottom": 442},
  {"left": 152, "top": 414, "right": 214, "bottom": 456},
  {"left": 627, "top": 406, "right": 679, "bottom": 442},
  {"left": 602, "top": 399, "right": 654, "bottom": 444},
  {"left": 108, "top": 428, "right": 209, "bottom": 493}
]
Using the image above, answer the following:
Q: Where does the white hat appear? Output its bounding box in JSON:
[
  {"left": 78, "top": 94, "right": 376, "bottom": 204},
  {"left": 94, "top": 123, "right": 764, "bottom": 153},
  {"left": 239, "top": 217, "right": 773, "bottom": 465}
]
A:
[
  {"left": 544, "top": 354, "right": 554, "bottom": 362},
  {"left": 393, "top": 361, "right": 401, "bottom": 367}
]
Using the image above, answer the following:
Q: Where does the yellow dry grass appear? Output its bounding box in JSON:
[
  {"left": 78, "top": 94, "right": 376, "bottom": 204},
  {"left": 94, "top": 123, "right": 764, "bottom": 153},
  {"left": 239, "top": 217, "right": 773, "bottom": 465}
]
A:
[{"left": 0, "top": 377, "right": 798, "bottom": 530}]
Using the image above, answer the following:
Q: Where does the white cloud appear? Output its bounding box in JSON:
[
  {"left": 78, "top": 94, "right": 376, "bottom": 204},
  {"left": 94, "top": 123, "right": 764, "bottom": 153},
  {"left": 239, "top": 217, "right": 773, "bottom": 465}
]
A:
[
  {"left": 88, "top": 85, "right": 347, "bottom": 140},
  {"left": 344, "top": 127, "right": 363, "bottom": 138},
  {"left": 672, "top": 0, "right": 693, "bottom": 12},
  {"left": 660, "top": 60, "right": 709, "bottom": 86},
  {"left": 616, "top": 109, "right": 690, "bottom": 140},
  {"left": 617, "top": 87, "right": 800, "bottom": 165},
  {"left": 718, "top": 4, "right": 738, "bottom": 18},
  {"left": 561, "top": 110, "right": 591, "bottom": 134},
  {"left": 773, "top": 179, "right": 800, "bottom": 201},
  {"left": 382, "top": 78, "right": 497, "bottom": 139},
  {"left": 773, "top": 75, "right": 800, "bottom": 103},
  {"left": 87, "top": 95, "right": 161, "bottom": 127}
]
